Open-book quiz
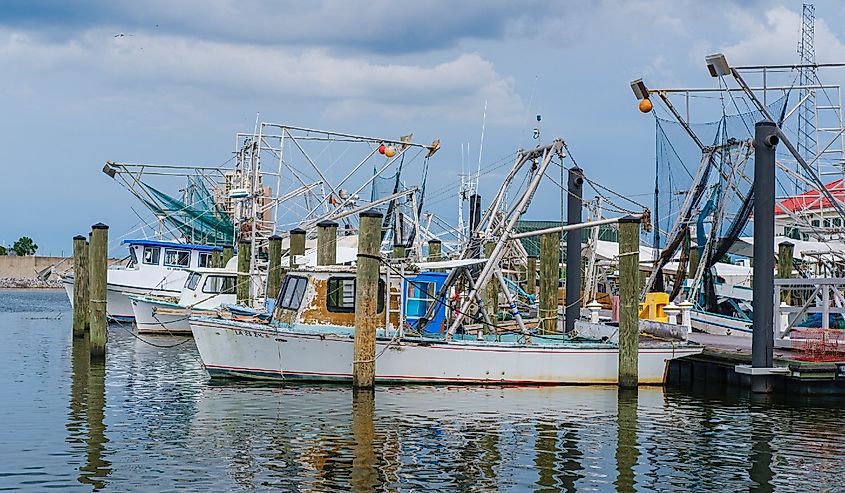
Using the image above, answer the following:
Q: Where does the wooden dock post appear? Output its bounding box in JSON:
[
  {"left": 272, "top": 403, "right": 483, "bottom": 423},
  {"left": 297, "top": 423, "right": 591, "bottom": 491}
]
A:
[
  {"left": 289, "top": 228, "right": 306, "bottom": 269},
  {"left": 427, "top": 239, "right": 443, "bottom": 272},
  {"left": 237, "top": 240, "right": 251, "bottom": 305},
  {"left": 777, "top": 241, "right": 794, "bottom": 305},
  {"left": 266, "top": 235, "right": 283, "bottom": 301},
  {"left": 211, "top": 250, "right": 222, "bottom": 268},
  {"left": 565, "top": 166, "right": 584, "bottom": 333},
  {"left": 484, "top": 241, "right": 499, "bottom": 327},
  {"left": 393, "top": 242, "right": 406, "bottom": 260},
  {"left": 316, "top": 220, "right": 338, "bottom": 266},
  {"left": 72, "top": 235, "right": 89, "bottom": 337},
  {"left": 539, "top": 232, "right": 561, "bottom": 334},
  {"left": 526, "top": 255, "right": 537, "bottom": 298},
  {"left": 88, "top": 223, "right": 108, "bottom": 358},
  {"left": 618, "top": 215, "right": 641, "bottom": 388},
  {"left": 353, "top": 210, "right": 383, "bottom": 389},
  {"left": 222, "top": 245, "right": 234, "bottom": 267}
]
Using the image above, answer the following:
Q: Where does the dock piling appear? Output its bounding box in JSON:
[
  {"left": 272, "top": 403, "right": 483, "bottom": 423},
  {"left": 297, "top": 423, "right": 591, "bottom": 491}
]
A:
[
  {"left": 72, "top": 235, "right": 89, "bottom": 337},
  {"left": 316, "top": 220, "right": 338, "bottom": 266},
  {"left": 88, "top": 223, "right": 108, "bottom": 358},
  {"left": 777, "top": 241, "right": 794, "bottom": 305},
  {"left": 539, "top": 231, "right": 561, "bottom": 334},
  {"left": 289, "top": 228, "right": 306, "bottom": 269},
  {"left": 266, "top": 235, "right": 283, "bottom": 301},
  {"left": 752, "top": 120, "right": 779, "bottom": 393},
  {"left": 565, "top": 166, "right": 584, "bottom": 332},
  {"left": 353, "top": 210, "right": 383, "bottom": 389},
  {"left": 237, "top": 240, "right": 251, "bottom": 305},
  {"left": 526, "top": 255, "right": 537, "bottom": 298},
  {"left": 483, "top": 242, "right": 499, "bottom": 328},
  {"left": 427, "top": 239, "right": 443, "bottom": 272},
  {"left": 222, "top": 245, "right": 234, "bottom": 267},
  {"left": 618, "top": 215, "right": 641, "bottom": 388}
]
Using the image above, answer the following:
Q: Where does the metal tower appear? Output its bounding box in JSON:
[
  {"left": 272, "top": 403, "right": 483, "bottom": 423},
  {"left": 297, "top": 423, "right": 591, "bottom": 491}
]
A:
[{"left": 796, "top": 4, "right": 817, "bottom": 172}]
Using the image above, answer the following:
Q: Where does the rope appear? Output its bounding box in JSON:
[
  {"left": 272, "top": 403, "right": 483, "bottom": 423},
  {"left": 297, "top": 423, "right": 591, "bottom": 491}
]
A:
[{"left": 111, "top": 319, "right": 194, "bottom": 348}]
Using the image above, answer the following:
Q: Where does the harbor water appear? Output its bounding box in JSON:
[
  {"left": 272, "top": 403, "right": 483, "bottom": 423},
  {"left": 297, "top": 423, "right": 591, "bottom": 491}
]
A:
[{"left": 2, "top": 289, "right": 844, "bottom": 492}]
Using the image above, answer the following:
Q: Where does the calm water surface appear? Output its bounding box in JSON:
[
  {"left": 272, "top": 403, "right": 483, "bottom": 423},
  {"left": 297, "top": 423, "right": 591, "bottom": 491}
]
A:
[{"left": 1, "top": 289, "right": 844, "bottom": 492}]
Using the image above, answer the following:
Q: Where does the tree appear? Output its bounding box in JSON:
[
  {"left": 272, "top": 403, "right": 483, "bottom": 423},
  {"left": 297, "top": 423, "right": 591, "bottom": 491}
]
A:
[
  {"left": 0, "top": 245, "right": 6, "bottom": 255},
  {"left": 11, "top": 237, "right": 37, "bottom": 256}
]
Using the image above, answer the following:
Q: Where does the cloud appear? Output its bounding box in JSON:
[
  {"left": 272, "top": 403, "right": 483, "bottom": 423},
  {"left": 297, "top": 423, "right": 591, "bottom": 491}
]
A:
[
  {"left": 720, "top": 5, "right": 845, "bottom": 65},
  {"left": 0, "top": 28, "right": 525, "bottom": 124},
  {"left": 0, "top": 0, "right": 551, "bottom": 55}
]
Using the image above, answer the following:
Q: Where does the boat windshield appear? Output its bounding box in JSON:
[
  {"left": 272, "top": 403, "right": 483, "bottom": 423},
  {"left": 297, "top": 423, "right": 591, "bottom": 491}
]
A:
[
  {"left": 185, "top": 272, "right": 201, "bottom": 291},
  {"left": 202, "top": 275, "right": 236, "bottom": 294},
  {"left": 277, "top": 275, "right": 308, "bottom": 311}
]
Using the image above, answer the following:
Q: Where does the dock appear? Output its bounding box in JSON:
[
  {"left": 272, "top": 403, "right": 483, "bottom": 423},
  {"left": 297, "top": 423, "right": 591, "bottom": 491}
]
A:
[{"left": 668, "top": 332, "right": 845, "bottom": 395}]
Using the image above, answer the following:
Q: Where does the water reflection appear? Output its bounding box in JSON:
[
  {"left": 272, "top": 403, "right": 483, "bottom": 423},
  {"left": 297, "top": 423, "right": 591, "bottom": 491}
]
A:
[
  {"left": 68, "top": 336, "right": 111, "bottom": 490},
  {"left": 351, "top": 390, "right": 378, "bottom": 492},
  {"left": 615, "top": 390, "right": 639, "bottom": 492}
]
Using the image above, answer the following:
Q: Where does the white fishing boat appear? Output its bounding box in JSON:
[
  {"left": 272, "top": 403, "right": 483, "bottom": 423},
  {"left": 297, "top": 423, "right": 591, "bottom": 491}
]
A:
[
  {"left": 130, "top": 267, "right": 238, "bottom": 334},
  {"left": 63, "top": 239, "right": 225, "bottom": 321},
  {"left": 190, "top": 267, "right": 702, "bottom": 385}
]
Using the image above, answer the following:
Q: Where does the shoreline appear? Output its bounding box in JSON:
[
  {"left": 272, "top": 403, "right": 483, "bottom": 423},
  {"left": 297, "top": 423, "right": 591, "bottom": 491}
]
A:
[{"left": 0, "top": 278, "right": 63, "bottom": 289}]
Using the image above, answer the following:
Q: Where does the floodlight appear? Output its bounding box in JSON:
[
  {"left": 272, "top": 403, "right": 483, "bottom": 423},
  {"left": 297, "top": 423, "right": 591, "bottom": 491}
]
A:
[
  {"left": 705, "top": 53, "right": 731, "bottom": 77},
  {"left": 630, "top": 79, "right": 649, "bottom": 100},
  {"left": 102, "top": 162, "right": 117, "bottom": 178}
]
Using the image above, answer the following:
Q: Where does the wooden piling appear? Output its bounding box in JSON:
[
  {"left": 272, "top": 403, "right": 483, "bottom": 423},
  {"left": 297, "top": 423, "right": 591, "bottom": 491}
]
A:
[
  {"left": 88, "top": 223, "right": 108, "bottom": 358},
  {"left": 222, "top": 245, "right": 234, "bottom": 267},
  {"left": 393, "top": 243, "right": 406, "bottom": 260},
  {"left": 484, "top": 242, "right": 499, "bottom": 327},
  {"left": 539, "top": 232, "right": 561, "bottom": 334},
  {"left": 72, "top": 235, "right": 89, "bottom": 337},
  {"left": 211, "top": 250, "right": 222, "bottom": 268},
  {"left": 526, "top": 255, "right": 537, "bottom": 298},
  {"left": 618, "top": 216, "right": 641, "bottom": 388},
  {"left": 237, "top": 240, "right": 251, "bottom": 305},
  {"left": 777, "top": 241, "right": 794, "bottom": 305},
  {"left": 353, "top": 210, "right": 383, "bottom": 389},
  {"left": 427, "top": 239, "right": 443, "bottom": 272},
  {"left": 289, "top": 228, "right": 306, "bottom": 269},
  {"left": 316, "top": 220, "right": 338, "bottom": 266},
  {"left": 267, "top": 235, "right": 283, "bottom": 301}
]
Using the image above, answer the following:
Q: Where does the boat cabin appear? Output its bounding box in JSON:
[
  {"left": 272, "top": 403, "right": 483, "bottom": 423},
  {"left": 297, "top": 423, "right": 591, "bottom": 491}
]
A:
[
  {"left": 125, "top": 239, "right": 225, "bottom": 271},
  {"left": 272, "top": 267, "right": 448, "bottom": 332},
  {"left": 179, "top": 268, "right": 238, "bottom": 309}
]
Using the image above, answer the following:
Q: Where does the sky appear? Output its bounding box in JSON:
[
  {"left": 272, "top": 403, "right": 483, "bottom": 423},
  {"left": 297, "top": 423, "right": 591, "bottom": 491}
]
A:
[{"left": 3, "top": 0, "right": 845, "bottom": 255}]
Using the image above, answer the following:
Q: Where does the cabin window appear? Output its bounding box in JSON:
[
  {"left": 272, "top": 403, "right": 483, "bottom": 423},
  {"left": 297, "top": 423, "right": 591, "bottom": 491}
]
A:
[
  {"left": 836, "top": 218, "right": 843, "bottom": 228},
  {"left": 198, "top": 252, "right": 212, "bottom": 268},
  {"left": 326, "top": 277, "right": 385, "bottom": 313},
  {"left": 824, "top": 218, "right": 832, "bottom": 228},
  {"left": 185, "top": 272, "right": 201, "bottom": 290},
  {"left": 203, "top": 275, "right": 236, "bottom": 294},
  {"left": 277, "top": 275, "right": 308, "bottom": 311},
  {"left": 811, "top": 219, "right": 820, "bottom": 227},
  {"left": 163, "top": 248, "right": 191, "bottom": 267},
  {"left": 142, "top": 246, "right": 161, "bottom": 265},
  {"left": 406, "top": 281, "right": 436, "bottom": 318},
  {"left": 128, "top": 247, "right": 138, "bottom": 268}
]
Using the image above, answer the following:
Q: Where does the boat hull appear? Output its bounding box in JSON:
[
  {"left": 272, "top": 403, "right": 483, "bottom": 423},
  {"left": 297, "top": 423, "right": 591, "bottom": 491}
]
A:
[
  {"left": 64, "top": 278, "right": 179, "bottom": 322},
  {"left": 690, "top": 309, "right": 752, "bottom": 336},
  {"left": 190, "top": 318, "right": 703, "bottom": 385}
]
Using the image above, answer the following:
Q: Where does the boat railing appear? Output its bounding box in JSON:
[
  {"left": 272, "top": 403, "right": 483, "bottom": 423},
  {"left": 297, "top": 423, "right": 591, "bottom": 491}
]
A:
[{"left": 775, "top": 277, "right": 845, "bottom": 339}]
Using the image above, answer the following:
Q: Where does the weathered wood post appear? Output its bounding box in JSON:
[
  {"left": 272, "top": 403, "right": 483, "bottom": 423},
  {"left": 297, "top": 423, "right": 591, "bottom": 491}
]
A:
[
  {"left": 777, "top": 241, "right": 794, "bottom": 305},
  {"left": 393, "top": 242, "right": 406, "bottom": 260},
  {"left": 266, "top": 235, "right": 283, "bottom": 301},
  {"left": 484, "top": 241, "right": 499, "bottom": 327},
  {"left": 88, "top": 223, "right": 108, "bottom": 358},
  {"left": 289, "top": 228, "right": 306, "bottom": 269},
  {"left": 316, "top": 220, "right": 338, "bottom": 266},
  {"left": 222, "top": 245, "right": 234, "bottom": 267},
  {"left": 236, "top": 240, "right": 251, "bottom": 305},
  {"left": 618, "top": 215, "right": 641, "bottom": 388},
  {"left": 751, "top": 120, "right": 779, "bottom": 393},
  {"left": 526, "top": 255, "right": 537, "bottom": 298},
  {"left": 427, "top": 239, "right": 443, "bottom": 272},
  {"left": 353, "top": 210, "right": 383, "bottom": 389},
  {"left": 211, "top": 250, "right": 222, "bottom": 268},
  {"left": 539, "top": 232, "right": 561, "bottom": 334},
  {"left": 565, "top": 166, "right": 584, "bottom": 332},
  {"left": 72, "top": 235, "right": 89, "bottom": 337}
]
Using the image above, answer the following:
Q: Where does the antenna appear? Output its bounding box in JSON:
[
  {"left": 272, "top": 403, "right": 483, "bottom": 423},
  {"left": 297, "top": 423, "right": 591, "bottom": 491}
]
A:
[{"left": 476, "top": 100, "right": 487, "bottom": 191}]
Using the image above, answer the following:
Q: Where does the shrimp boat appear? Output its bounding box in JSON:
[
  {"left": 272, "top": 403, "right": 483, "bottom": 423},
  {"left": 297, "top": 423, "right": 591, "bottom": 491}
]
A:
[
  {"left": 190, "top": 265, "right": 702, "bottom": 385},
  {"left": 130, "top": 267, "right": 238, "bottom": 334},
  {"left": 191, "top": 140, "right": 702, "bottom": 385},
  {"left": 63, "top": 239, "right": 225, "bottom": 321}
]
